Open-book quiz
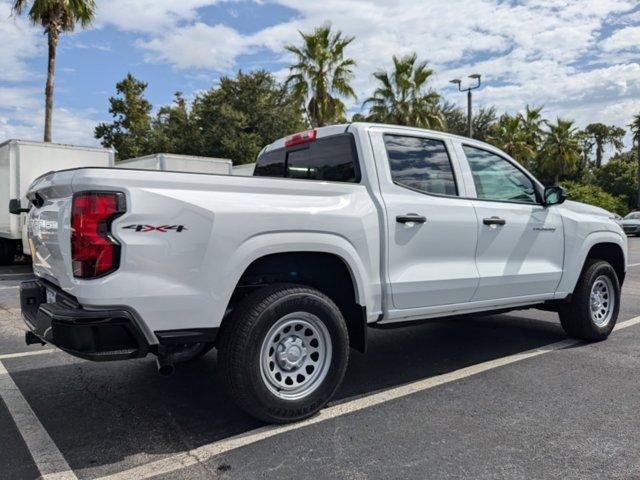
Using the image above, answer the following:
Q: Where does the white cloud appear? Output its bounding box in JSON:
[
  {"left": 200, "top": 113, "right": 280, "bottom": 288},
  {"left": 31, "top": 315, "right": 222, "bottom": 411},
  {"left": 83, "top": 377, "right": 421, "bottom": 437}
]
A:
[
  {"left": 0, "top": 86, "right": 100, "bottom": 145},
  {"left": 95, "top": 0, "right": 223, "bottom": 34},
  {"left": 2, "top": 0, "right": 640, "bottom": 149},
  {"left": 139, "top": 22, "right": 251, "bottom": 70},
  {"left": 0, "top": 1, "right": 41, "bottom": 82},
  {"left": 601, "top": 26, "right": 640, "bottom": 52}
]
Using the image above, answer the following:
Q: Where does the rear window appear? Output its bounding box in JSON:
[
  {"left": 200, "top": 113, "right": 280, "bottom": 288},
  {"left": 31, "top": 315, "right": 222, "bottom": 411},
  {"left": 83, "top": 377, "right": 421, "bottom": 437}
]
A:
[{"left": 254, "top": 133, "right": 360, "bottom": 183}]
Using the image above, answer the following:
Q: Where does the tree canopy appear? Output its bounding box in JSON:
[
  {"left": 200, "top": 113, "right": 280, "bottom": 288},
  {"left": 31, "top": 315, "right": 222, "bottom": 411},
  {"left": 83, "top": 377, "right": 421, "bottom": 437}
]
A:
[{"left": 285, "top": 24, "right": 356, "bottom": 127}]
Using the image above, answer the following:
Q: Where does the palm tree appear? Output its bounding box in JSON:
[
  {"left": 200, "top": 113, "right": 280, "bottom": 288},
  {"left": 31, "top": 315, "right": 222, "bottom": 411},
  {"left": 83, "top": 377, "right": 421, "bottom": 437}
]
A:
[
  {"left": 285, "top": 25, "right": 356, "bottom": 127},
  {"left": 519, "top": 105, "right": 544, "bottom": 166},
  {"left": 540, "top": 118, "right": 581, "bottom": 185},
  {"left": 629, "top": 114, "right": 640, "bottom": 207},
  {"left": 584, "top": 123, "right": 625, "bottom": 167},
  {"left": 364, "top": 53, "right": 444, "bottom": 129},
  {"left": 488, "top": 114, "right": 535, "bottom": 166},
  {"left": 12, "top": 0, "right": 96, "bottom": 142}
]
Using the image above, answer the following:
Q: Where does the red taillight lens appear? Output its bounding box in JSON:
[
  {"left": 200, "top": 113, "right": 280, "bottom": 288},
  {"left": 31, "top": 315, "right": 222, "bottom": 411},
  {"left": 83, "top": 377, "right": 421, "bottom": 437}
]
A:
[
  {"left": 284, "top": 129, "right": 317, "bottom": 148},
  {"left": 71, "top": 192, "right": 125, "bottom": 278}
]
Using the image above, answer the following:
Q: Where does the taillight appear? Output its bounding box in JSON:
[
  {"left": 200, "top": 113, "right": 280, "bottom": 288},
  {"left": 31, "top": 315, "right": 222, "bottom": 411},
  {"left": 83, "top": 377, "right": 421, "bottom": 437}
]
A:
[
  {"left": 284, "top": 129, "right": 317, "bottom": 147},
  {"left": 71, "top": 192, "right": 125, "bottom": 279}
]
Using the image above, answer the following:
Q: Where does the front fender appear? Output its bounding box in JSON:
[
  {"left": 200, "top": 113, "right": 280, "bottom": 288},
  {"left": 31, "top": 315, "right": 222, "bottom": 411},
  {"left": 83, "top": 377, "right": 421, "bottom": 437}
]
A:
[{"left": 555, "top": 230, "right": 627, "bottom": 298}]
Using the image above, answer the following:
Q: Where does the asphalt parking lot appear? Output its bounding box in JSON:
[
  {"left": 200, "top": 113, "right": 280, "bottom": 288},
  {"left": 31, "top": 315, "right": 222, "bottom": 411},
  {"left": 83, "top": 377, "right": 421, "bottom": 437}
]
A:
[{"left": 2, "top": 242, "right": 640, "bottom": 480}]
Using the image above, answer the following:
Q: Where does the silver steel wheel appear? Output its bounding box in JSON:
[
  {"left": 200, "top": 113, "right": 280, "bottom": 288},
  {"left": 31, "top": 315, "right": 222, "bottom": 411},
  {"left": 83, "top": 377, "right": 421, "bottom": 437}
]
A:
[
  {"left": 259, "top": 312, "right": 332, "bottom": 401},
  {"left": 590, "top": 275, "right": 614, "bottom": 327}
]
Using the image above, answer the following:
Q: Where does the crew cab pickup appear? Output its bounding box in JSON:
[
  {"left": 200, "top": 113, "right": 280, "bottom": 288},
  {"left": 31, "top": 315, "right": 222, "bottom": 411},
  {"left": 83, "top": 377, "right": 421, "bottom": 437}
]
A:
[{"left": 20, "top": 123, "right": 627, "bottom": 423}]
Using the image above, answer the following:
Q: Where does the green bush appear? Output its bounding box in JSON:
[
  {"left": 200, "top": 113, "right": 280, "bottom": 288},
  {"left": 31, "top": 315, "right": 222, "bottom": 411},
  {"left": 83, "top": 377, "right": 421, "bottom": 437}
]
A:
[{"left": 561, "top": 181, "right": 628, "bottom": 216}]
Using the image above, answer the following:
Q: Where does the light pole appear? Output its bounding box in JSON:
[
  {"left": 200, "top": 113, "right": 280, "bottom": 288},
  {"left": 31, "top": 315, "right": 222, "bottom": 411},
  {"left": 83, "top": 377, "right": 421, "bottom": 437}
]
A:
[{"left": 450, "top": 74, "right": 481, "bottom": 138}]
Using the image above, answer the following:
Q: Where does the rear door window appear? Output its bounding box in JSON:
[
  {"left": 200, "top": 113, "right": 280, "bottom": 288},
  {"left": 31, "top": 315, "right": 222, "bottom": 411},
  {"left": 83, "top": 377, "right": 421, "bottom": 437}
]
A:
[
  {"left": 384, "top": 134, "right": 458, "bottom": 196},
  {"left": 254, "top": 133, "right": 359, "bottom": 183}
]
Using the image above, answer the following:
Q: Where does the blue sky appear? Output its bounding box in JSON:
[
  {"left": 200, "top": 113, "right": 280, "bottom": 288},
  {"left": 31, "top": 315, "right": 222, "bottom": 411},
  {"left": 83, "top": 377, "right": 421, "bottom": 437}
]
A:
[{"left": 1, "top": 0, "right": 639, "bottom": 153}]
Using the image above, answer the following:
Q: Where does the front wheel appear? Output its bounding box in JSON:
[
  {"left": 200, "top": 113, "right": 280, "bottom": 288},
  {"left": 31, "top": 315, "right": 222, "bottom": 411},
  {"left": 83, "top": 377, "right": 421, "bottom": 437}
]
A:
[
  {"left": 217, "top": 284, "right": 349, "bottom": 423},
  {"left": 559, "top": 259, "right": 620, "bottom": 341}
]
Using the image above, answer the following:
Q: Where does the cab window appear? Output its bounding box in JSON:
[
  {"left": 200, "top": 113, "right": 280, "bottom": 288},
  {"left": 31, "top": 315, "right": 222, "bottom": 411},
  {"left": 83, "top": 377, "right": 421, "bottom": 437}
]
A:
[
  {"left": 384, "top": 135, "right": 458, "bottom": 196},
  {"left": 463, "top": 145, "right": 537, "bottom": 204}
]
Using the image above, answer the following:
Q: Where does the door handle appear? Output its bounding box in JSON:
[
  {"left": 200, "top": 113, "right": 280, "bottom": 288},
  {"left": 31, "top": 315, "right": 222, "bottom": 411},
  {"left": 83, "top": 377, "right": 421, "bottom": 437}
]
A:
[
  {"left": 396, "top": 214, "right": 427, "bottom": 224},
  {"left": 483, "top": 216, "right": 506, "bottom": 226}
]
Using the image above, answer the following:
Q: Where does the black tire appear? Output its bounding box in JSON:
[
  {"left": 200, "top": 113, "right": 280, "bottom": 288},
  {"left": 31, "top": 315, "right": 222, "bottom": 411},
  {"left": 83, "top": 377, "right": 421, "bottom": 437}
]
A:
[
  {"left": 559, "top": 259, "right": 620, "bottom": 341},
  {"left": 217, "top": 283, "right": 349, "bottom": 423},
  {"left": 0, "top": 239, "right": 16, "bottom": 265}
]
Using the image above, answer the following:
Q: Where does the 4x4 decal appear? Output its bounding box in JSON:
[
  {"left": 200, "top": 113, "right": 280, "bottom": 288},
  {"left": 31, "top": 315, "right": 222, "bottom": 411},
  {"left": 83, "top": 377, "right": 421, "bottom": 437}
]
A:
[{"left": 123, "top": 224, "right": 187, "bottom": 232}]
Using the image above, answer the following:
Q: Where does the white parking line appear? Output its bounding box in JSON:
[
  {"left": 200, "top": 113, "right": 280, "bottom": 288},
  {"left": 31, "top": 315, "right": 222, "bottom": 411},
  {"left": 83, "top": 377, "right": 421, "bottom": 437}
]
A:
[
  {"left": 628, "top": 263, "right": 640, "bottom": 268},
  {"left": 0, "top": 361, "right": 77, "bottom": 480},
  {"left": 0, "top": 349, "right": 57, "bottom": 361},
  {"left": 0, "top": 286, "right": 19, "bottom": 291},
  {"left": 97, "top": 315, "right": 640, "bottom": 480}
]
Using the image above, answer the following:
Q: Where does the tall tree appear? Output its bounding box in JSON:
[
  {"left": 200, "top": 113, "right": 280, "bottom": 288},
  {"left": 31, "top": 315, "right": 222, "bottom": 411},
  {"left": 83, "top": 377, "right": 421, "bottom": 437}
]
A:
[
  {"left": 94, "top": 73, "right": 153, "bottom": 160},
  {"left": 539, "top": 118, "right": 581, "bottom": 185},
  {"left": 629, "top": 114, "right": 640, "bottom": 208},
  {"left": 190, "top": 70, "right": 305, "bottom": 164},
  {"left": 285, "top": 25, "right": 356, "bottom": 127},
  {"left": 488, "top": 114, "right": 535, "bottom": 166},
  {"left": 440, "top": 101, "right": 497, "bottom": 142},
  {"left": 594, "top": 153, "right": 639, "bottom": 210},
  {"left": 364, "top": 53, "right": 444, "bottom": 129},
  {"left": 519, "top": 105, "right": 545, "bottom": 167},
  {"left": 151, "top": 92, "right": 195, "bottom": 155},
  {"left": 12, "top": 0, "right": 96, "bottom": 142},
  {"left": 584, "top": 123, "right": 625, "bottom": 167}
]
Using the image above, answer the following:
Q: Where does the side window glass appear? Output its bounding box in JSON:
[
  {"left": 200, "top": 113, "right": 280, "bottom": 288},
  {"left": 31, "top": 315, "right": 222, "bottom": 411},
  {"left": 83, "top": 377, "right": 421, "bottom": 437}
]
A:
[
  {"left": 463, "top": 146, "right": 537, "bottom": 203},
  {"left": 384, "top": 135, "right": 457, "bottom": 196}
]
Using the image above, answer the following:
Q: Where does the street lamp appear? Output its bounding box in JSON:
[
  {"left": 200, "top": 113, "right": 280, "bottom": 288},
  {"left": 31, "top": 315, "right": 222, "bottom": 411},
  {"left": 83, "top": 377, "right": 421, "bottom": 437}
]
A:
[{"left": 450, "top": 74, "right": 482, "bottom": 138}]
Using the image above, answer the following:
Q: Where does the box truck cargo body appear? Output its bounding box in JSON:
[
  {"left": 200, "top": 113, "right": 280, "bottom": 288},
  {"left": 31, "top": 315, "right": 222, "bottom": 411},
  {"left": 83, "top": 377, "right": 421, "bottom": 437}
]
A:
[
  {"left": 115, "top": 153, "right": 232, "bottom": 175},
  {"left": 0, "top": 139, "right": 114, "bottom": 262}
]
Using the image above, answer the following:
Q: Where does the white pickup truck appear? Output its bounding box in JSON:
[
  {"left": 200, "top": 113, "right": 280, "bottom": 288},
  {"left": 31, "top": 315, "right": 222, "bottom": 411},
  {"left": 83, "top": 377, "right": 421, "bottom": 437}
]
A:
[{"left": 19, "top": 123, "right": 626, "bottom": 423}]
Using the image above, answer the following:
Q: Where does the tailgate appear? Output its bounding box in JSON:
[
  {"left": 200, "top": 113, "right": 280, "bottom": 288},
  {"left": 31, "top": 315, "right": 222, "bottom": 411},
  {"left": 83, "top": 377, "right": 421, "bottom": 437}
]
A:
[{"left": 26, "top": 171, "right": 76, "bottom": 287}]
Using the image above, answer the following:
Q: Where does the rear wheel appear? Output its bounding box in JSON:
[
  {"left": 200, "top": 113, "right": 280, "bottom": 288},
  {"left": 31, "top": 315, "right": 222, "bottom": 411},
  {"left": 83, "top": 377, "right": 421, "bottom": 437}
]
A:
[
  {"left": 559, "top": 259, "right": 620, "bottom": 341},
  {"left": 218, "top": 283, "right": 349, "bottom": 423},
  {"left": 0, "top": 239, "right": 16, "bottom": 265}
]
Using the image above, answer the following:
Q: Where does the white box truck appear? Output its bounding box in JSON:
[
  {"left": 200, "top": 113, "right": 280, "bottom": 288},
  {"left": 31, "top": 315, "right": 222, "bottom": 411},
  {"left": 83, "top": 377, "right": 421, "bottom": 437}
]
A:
[
  {"left": 0, "top": 139, "right": 114, "bottom": 263},
  {"left": 115, "top": 153, "right": 232, "bottom": 175}
]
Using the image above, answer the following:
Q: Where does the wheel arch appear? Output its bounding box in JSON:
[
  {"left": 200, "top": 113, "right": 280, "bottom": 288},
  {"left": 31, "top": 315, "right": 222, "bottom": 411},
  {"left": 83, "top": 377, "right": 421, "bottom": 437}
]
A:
[
  {"left": 556, "top": 231, "right": 627, "bottom": 297},
  {"left": 220, "top": 233, "right": 374, "bottom": 353},
  {"left": 585, "top": 242, "right": 626, "bottom": 286}
]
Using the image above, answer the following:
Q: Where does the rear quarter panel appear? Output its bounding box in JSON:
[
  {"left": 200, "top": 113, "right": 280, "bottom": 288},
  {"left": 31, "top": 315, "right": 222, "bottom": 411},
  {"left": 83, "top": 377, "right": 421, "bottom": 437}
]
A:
[{"left": 65, "top": 169, "right": 381, "bottom": 335}]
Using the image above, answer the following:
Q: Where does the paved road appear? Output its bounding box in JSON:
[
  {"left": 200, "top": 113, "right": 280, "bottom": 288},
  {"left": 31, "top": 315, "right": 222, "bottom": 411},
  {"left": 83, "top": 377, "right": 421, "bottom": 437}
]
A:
[{"left": 1, "top": 241, "right": 640, "bottom": 479}]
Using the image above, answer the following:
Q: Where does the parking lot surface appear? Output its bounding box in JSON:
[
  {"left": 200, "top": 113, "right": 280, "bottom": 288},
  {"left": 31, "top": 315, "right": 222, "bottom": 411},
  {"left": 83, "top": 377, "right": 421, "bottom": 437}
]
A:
[{"left": 2, "top": 241, "right": 640, "bottom": 479}]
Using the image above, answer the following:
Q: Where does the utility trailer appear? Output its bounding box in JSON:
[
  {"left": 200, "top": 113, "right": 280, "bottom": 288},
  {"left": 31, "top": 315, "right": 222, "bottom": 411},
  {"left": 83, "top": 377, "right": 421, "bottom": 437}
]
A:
[
  {"left": 0, "top": 139, "right": 114, "bottom": 263},
  {"left": 115, "top": 153, "right": 232, "bottom": 175}
]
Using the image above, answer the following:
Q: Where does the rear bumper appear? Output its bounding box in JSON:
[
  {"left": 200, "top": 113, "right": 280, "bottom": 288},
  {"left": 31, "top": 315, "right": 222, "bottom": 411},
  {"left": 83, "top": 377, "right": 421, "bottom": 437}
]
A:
[{"left": 20, "top": 280, "right": 149, "bottom": 361}]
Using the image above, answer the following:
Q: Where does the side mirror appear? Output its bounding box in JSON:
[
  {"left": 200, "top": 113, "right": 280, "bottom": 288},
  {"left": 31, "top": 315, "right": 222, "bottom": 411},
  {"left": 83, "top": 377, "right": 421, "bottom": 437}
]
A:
[
  {"left": 9, "top": 199, "right": 30, "bottom": 215},
  {"left": 543, "top": 186, "right": 566, "bottom": 206}
]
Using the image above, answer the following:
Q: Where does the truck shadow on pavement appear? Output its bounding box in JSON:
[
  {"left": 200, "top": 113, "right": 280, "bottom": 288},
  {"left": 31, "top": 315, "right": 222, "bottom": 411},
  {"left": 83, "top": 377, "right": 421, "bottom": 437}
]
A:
[{"left": 7, "top": 313, "right": 567, "bottom": 477}]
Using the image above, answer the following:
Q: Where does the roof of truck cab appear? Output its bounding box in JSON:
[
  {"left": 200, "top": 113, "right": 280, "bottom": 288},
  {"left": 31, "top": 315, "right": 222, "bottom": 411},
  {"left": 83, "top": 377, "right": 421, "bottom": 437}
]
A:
[{"left": 260, "top": 122, "right": 495, "bottom": 155}]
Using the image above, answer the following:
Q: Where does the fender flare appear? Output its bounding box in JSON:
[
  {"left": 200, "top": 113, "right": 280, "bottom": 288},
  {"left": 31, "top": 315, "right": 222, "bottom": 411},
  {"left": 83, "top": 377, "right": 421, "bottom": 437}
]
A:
[{"left": 555, "top": 230, "right": 626, "bottom": 298}]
